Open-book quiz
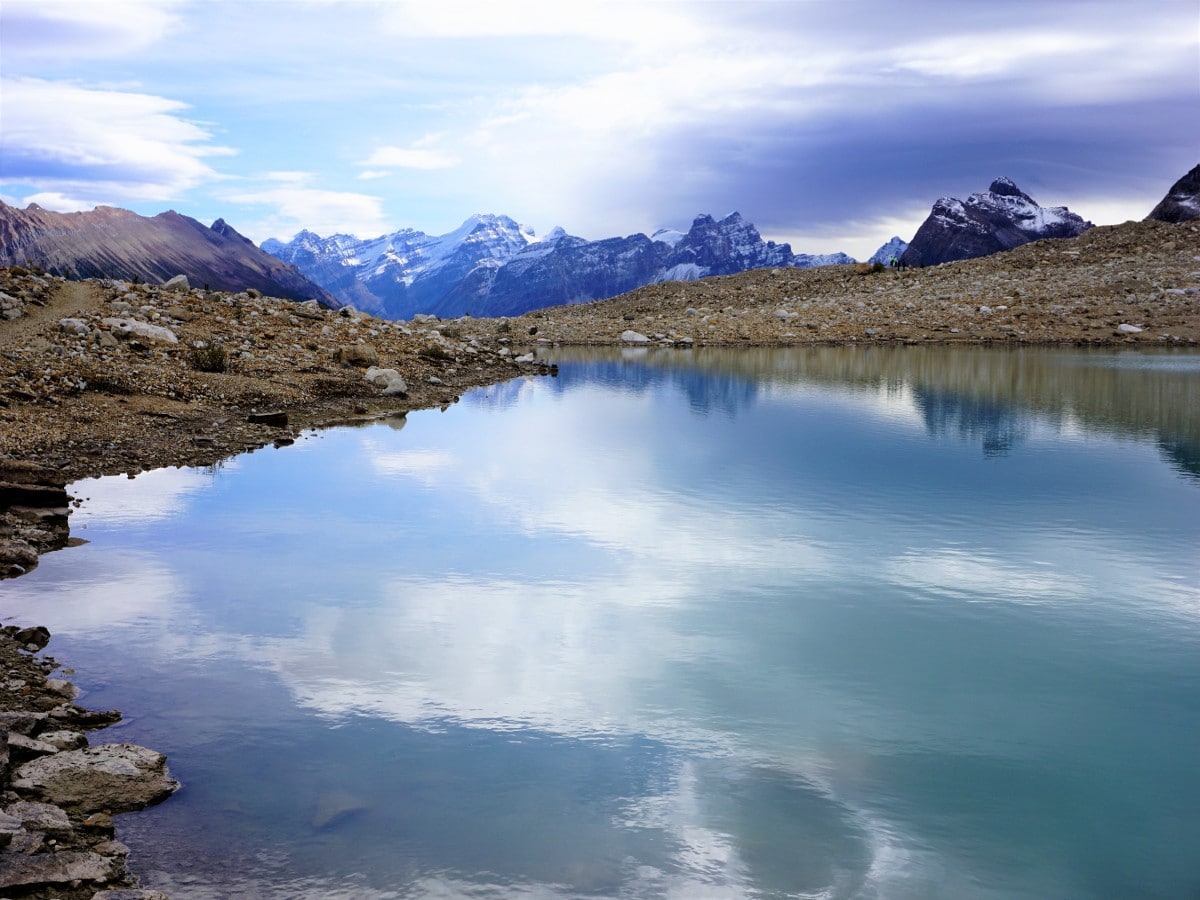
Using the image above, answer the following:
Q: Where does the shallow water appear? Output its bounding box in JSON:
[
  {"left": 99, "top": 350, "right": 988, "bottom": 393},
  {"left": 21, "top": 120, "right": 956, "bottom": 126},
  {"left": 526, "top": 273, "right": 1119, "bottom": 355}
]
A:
[{"left": 5, "top": 345, "right": 1199, "bottom": 899}]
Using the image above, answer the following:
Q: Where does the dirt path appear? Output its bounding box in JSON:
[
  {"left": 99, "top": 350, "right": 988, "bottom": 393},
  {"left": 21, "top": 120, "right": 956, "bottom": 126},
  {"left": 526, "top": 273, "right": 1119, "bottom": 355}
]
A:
[{"left": 3, "top": 278, "right": 106, "bottom": 345}]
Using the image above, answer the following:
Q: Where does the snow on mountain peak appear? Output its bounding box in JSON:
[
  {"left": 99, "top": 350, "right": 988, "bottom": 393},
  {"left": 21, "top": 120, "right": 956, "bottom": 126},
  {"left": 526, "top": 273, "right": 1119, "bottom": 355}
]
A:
[{"left": 650, "top": 227, "right": 685, "bottom": 247}]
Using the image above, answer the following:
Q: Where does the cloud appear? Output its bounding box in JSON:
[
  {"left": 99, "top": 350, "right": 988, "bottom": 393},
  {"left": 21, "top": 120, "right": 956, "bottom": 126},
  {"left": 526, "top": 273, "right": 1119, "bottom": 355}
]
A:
[
  {"left": 359, "top": 144, "right": 459, "bottom": 173},
  {"left": 220, "top": 173, "right": 390, "bottom": 241},
  {"left": 380, "top": 0, "right": 700, "bottom": 45},
  {"left": 0, "top": 77, "right": 231, "bottom": 206},
  {"left": 0, "top": 0, "right": 180, "bottom": 60},
  {"left": 70, "top": 465, "right": 230, "bottom": 526}
]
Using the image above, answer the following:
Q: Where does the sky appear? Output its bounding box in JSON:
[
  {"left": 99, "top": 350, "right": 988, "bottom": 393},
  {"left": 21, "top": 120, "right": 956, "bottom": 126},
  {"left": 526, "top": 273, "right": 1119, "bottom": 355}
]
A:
[{"left": 1, "top": 0, "right": 1197, "bottom": 261}]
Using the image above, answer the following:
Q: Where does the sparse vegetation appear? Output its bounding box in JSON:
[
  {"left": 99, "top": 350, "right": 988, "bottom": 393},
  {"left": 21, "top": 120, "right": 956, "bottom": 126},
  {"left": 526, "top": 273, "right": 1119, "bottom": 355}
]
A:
[{"left": 188, "top": 340, "right": 229, "bottom": 373}]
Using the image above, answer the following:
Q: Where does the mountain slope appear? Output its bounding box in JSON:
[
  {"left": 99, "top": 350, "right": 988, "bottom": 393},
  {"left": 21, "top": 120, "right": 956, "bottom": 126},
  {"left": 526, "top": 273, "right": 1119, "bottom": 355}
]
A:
[
  {"left": 900, "top": 178, "right": 1092, "bottom": 267},
  {"left": 0, "top": 202, "right": 338, "bottom": 306},
  {"left": 1146, "top": 163, "right": 1200, "bottom": 224}
]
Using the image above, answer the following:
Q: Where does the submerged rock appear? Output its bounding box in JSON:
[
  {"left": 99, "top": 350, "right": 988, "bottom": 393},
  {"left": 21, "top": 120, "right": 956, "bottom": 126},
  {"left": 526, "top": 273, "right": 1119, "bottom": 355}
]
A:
[{"left": 312, "top": 790, "right": 369, "bottom": 830}]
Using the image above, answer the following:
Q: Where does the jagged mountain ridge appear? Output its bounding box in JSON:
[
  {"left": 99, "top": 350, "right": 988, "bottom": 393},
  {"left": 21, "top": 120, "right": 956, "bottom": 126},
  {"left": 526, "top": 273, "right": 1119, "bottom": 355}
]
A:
[
  {"left": 0, "top": 202, "right": 339, "bottom": 306},
  {"left": 263, "top": 212, "right": 855, "bottom": 319},
  {"left": 900, "top": 178, "right": 1092, "bottom": 268}
]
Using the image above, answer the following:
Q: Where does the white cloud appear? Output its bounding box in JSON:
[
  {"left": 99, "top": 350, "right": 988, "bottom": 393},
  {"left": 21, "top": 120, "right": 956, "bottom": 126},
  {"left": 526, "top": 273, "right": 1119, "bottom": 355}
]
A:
[
  {"left": 890, "top": 31, "right": 1109, "bottom": 80},
  {"left": 380, "top": 0, "right": 701, "bottom": 45},
  {"left": 360, "top": 145, "right": 459, "bottom": 172},
  {"left": 220, "top": 174, "right": 390, "bottom": 241},
  {"left": 367, "top": 446, "right": 456, "bottom": 483},
  {"left": 70, "top": 465, "right": 230, "bottom": 526},
  {"left": 0, "top": 77, "right": 231, "bottom": 204}
]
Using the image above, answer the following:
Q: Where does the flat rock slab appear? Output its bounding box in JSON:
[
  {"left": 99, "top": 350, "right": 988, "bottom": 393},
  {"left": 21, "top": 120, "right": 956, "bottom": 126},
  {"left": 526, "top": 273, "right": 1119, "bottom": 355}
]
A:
[
  {"left": 4, "top": 799, "right": 72, "bottom": 836},
  {"left": 0, "top": 848, "right": 120, "bottom": 889},
  {"left": 11, "top": 743, "right": 179, "bottom": 814}
]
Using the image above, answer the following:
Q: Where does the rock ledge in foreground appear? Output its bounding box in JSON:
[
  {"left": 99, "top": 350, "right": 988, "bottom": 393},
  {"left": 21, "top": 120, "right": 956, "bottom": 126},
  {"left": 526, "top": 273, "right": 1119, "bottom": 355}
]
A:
[{"left": 12, "top": 743, "right": 180, "bottom": 814}]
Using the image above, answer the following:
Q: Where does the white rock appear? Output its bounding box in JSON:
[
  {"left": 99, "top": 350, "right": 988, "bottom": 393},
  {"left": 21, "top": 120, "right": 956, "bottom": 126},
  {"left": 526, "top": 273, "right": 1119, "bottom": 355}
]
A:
[
  {"left": 58, "top": 318, "right": 90, "bottom": 336},
  {"left": 162, "top": 274, "right": 190, "bottom": 292},
  {"left": 514, "top": 353, "right": 535, "bottom": 363},
  {"left": 364, "top": 366, "right": 408, "bottom": 396},
  {"left": 1117, "top": 323, "right": 1143, "bottom": 333},
  {"left": 101, "top": 317, "right": 178, "bottom": 344},
  {"left": 620, "top": 330, "right": 650, "bottom": 343}
]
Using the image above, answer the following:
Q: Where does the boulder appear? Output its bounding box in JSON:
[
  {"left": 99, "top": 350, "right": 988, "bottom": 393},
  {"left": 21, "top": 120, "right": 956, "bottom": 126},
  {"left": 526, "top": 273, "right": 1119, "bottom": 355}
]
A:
[
  {"left": 11, "top": 743, "right": 180, "bottom": 813},
  {"left": 39, "top": 729, "right": 88, "bottom": 751},
  {"left": 101, "top": 317, "right": 179, "bottom": 344},
  {"left": 0, "top": 711, "right": 48, "bottom": 736},
  {"left": 335, "top": 344, "right": 380, "bottom": 366},
  {"left": 620, "top": 330, "right": 650, "bottom": 343},
  {"left": 59, "top": 317, "right": 90, "bottom": 336},
  {"left": 162, "top": 274, "right": 190, "bottom": 292},
  {"left": 364, "top": 366, "right": 408, "bottom": 396},
  {"left": 7, "top": 733, "right": 60, "bottom": 761},
  {"left": 247, "top": 410, "right": 289, "bottom": 427},
  {"left": 13, "top": 625, "right": 50, "bottom": 650}
]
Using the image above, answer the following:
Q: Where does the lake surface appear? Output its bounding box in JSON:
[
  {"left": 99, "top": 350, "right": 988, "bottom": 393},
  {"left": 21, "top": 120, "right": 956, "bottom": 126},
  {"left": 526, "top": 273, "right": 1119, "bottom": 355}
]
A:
[{"left": 5, "top": 345, "right": 1199, "bottom": 899}]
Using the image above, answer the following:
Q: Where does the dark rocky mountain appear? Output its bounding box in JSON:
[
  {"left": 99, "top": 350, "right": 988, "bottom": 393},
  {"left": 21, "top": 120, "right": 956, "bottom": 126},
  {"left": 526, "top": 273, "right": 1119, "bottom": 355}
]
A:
[
  {"left": 0, "top": 202, "right": 339, "bottom": 306},
  {"left": 264, "top": 211, "right": 855, "bottom": 319},
  {"left": 900, "top": 178, "right": 1092, "bottom": 268},
  {"left": 1146, "top": 163, "right": 1200, "bottom": 223}
]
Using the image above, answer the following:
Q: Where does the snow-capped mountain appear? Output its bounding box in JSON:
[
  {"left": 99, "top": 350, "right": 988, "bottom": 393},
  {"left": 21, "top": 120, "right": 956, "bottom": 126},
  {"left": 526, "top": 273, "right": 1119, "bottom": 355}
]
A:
[
  {"left": 263, "top": 214, "right": 535, "bottom": 318},
  {"left": 868, "top": 236, "right": 909, "bottom": 265},
  {"left": 900, "top": 178, "right": 1092, "bottom": 268},
  {"left": 263, "top": 211, "right": 856, "bottom": 319}
]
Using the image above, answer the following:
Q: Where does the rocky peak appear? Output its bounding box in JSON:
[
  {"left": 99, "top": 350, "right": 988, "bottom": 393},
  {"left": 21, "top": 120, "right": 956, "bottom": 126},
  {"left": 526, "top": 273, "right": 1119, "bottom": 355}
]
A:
[
  {"left": 210, "top": 218, "right": 255, "bottom": 247},
  {"left": 1146, "top": 163, "right": 1200, "bottom": 224},
  {"left": 987, "top": 177, "right": 1030, "bottom": 200},
  {"left": 902, "top": 178, "right": 1092, "bottom": 267}
]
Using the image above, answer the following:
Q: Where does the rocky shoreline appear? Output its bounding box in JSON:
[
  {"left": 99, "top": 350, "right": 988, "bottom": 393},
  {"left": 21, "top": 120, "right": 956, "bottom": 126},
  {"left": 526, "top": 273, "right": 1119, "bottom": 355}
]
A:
[
  {"left": 1, "top": 624, "right": 176, "bottom": 899},
  {"left": 1, "top": 217, "right": 1197, "bottom": 896}
]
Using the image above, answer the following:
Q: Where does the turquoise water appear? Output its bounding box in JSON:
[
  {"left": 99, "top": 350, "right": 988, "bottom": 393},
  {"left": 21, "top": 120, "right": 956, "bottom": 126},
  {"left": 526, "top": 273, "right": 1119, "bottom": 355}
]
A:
[{"left": 4, "top": 346, "right": 1199, "bottom": 899}]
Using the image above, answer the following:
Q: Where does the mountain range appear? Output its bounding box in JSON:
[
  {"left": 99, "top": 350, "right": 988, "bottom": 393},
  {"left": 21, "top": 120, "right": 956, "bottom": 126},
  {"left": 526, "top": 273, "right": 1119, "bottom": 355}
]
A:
[
  {"left": 0, "top": 202, "right": 338, "bottom": 307},
  {"left": 1, "top": 165, "right": 1195, "bottom": 319},
  {"left": 262, "top": 212, "right": 854, "bottom": 319}
]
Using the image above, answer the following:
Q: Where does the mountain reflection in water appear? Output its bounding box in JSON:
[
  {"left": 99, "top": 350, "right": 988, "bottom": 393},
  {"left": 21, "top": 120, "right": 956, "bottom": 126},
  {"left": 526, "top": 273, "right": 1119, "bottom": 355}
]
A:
[{"left": 533, "top": 345, "right": 1200, "bottom": 477}]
